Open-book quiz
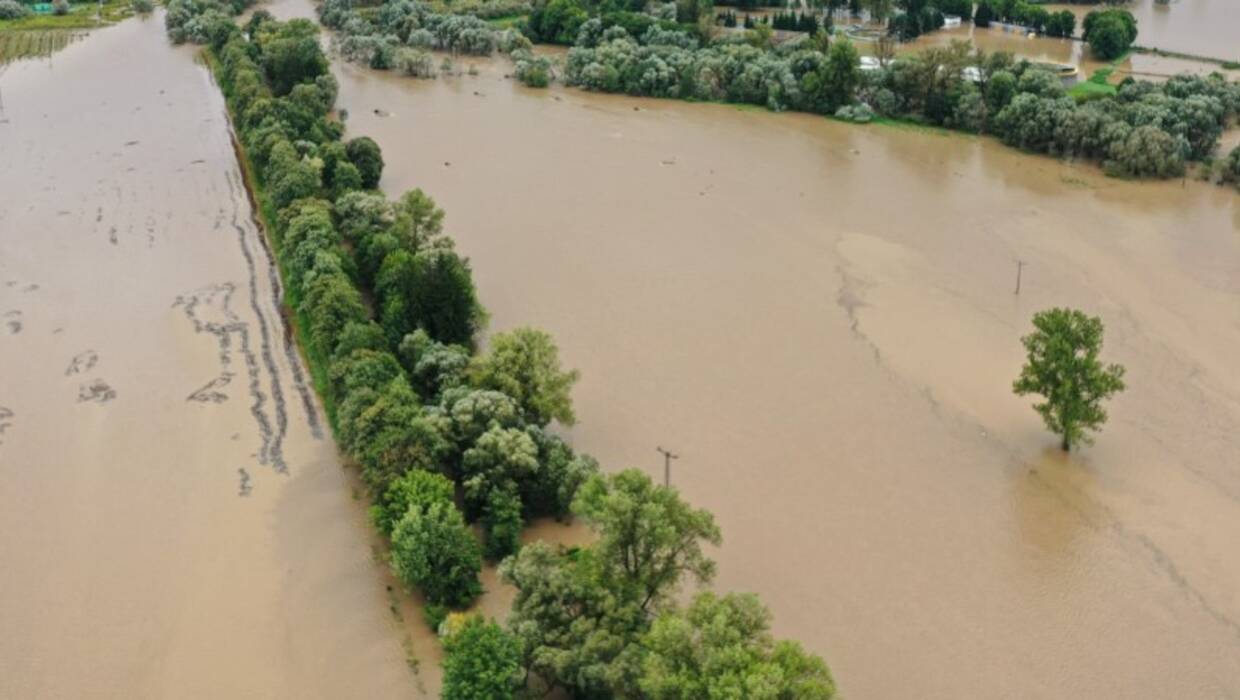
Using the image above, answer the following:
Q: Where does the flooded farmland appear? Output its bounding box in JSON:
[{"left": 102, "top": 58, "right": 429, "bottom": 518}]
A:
[
  {"left": 1047, "top": 0, "right": 1240, "bottom": 62},
  {"left": 0, "top": 15, "right": 417, "bottom": 699},
  {"left": 2, "top": 0, "right": 1240, "bottom": 698},
  {"left": 263, "top": 1, "right": 1240, "bottom": 695}
]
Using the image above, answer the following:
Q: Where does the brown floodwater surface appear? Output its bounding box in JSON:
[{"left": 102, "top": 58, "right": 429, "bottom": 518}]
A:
[
  {"left": 261, "top": 5, "right": 1240, "bottom": 694},
  {"left": 0, "top": 15, "right": 418, "bottom": 699},
  {"left": 1046, "top": 0, "right": 1240, "bottom": 62}
]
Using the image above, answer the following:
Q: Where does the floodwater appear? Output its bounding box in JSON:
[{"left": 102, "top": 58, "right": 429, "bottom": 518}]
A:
[
  {"left": 0, "top": 14, "right": 420, "bottom": 699},
  {"left": 265, "top": 0, "right": 1240, "bottom": 694},
  {"left": 1046, "top": 0, "right": 1240, "bottom": 62},
  {"left": 893, "top": 21, "right": 1239, "bottom": 81}
]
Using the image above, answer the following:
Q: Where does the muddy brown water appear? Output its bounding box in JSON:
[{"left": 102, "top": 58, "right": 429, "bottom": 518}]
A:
[
  {"left": 1046, "top": 0, "right": 1240, "bottom": 63},
  {"left": 0, "top": 14, "right": 422, "bottom": 699},
  {"left": 272, "top": 0, "right": 1240, "bottom": 695},
  {"left": 3, "top": 4, "right": 1240, "bottom": 700}
]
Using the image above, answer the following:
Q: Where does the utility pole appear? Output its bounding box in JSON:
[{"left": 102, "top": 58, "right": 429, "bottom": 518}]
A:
[
  {"left": 656, "top": 446, "right": 680, "bottom": 488},
  {"left": 1014, "top": 260, "right": 1026, "bottom": 295}
]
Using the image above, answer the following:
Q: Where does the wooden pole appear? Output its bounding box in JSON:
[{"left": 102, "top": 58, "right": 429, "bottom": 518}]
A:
[{"left": 657, "top": 446, "right": 680, "bottom": 487}]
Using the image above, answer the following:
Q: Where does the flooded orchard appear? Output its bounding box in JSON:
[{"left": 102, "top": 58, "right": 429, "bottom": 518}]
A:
[
  {"left": 0, "top": 15, "right": 418, "bottom": 699},
  {"left": 262, "top": 5, "right": 1240, "bottom": 696}
]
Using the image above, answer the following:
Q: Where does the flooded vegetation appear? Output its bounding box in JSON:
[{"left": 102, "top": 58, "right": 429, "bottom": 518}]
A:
[
  {"left": 297, "top": 4, "right": 1240, "bottom": 695},
  {"left": 3, "top": 0, "right": 1240, "bottom": 698},
  {"left": 0, "top": 14, "right": 415, "bottom": 698}
]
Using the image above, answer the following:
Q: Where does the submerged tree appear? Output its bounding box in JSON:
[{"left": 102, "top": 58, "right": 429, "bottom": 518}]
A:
[{"left": 1013, "top": 308, "right": 1126, "bottom": 451}]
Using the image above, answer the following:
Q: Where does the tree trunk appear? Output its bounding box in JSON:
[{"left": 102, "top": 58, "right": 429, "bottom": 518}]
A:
[{"left": 1061, "top": 434, "right": 1071, "bottom": 452}]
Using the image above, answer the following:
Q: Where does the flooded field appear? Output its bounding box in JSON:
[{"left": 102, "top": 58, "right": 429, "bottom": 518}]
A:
[
  {"left": 1047, "top": 0, "right": 1240, "bottom": 62},
  {"left": 0, "top": 15, "right": 418, "bottom": 699},
  {"left": 888, "top": 21, "right": 1239, "bottom": 82},
  {"left": 259, "top": 2, "right": 1240, "bottom": 695}
]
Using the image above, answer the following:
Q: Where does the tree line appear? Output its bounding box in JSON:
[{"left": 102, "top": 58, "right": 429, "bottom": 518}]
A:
[
  {"left": 562, "top": 20, "right": 1239, "bottom": 179},
  {"left": 164, "top": 5, "right": 839, "bottom": 697}
]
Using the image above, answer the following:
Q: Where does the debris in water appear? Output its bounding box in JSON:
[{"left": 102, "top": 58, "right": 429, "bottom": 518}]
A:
[
  {"left": 65, "top": 349, "right": 99, "bottom": 376},
  {"left": 4, "top": 311, "right": 21, "bottom": 335},
  {"left": 77, "top": 379, "right": 117, "bottom": 403},
  {"left": 238, "top": 467, "right": 252, "bottom": 496}
]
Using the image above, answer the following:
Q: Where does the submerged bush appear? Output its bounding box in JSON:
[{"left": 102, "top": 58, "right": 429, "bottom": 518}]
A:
[{"left": 394, "top": 46, "right": 437, "bottom": 77}]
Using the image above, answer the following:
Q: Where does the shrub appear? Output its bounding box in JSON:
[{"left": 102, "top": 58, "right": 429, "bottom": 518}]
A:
[
  {"left": 345, "top": 136, "right": 384, "bottom": 189},
  {"left": 390, "top": 500, "right": 483, "bottom": 607},
  {"left": 52, "top": 0, "right": 69, "bottom": 16},
  {"left": 394, "top": 47, "right": 437, "bottom": 78},
  {"left": 441, "top": 616, "right": 522, "bottom": 700},
  {"left": 132, "top": 0, "right": 155, "bottom": 15},
  {"left": 0, "top": 0, "right": 31, "bottom": 19}
]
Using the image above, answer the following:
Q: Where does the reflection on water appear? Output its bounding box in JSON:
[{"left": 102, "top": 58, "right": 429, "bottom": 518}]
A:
[{"left": 280, "top": 6, "right": 1240, "bottom": 695}]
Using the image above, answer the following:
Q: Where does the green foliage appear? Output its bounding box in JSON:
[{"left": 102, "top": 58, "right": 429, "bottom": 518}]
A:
[
  {"left": 471, "top": 327, "right": 579, "bottom": 427},
  {"left": 1083, "top": 8, "right": 1136, "bottom": 60},
  {"left": 483, "top": 485, "right": 524, "bottom": 560},
  {"left": 442, "top": 616, "right": 523, "bottom": 700},
  {"left": 260, "top": 19, "right": 330, "bottom": 95},
  {"left": 639, "top": 592, "right": 837, "bottom": 700},
  {"left": 373, "top": 468, "right": 456, "bottom": 536},
  {"left": 1013, "top": 308, "right": 1126, "bottom": 451},
  {"left": 575, "top": 469, "right": 721, "bottom": 613},
  {"left": 461, "top": 426, "right": 540, "bottom": 518},
  {"left": 1222, "top": 145, "right": 1240, "bottom": 187},
  {"left": 391, "top": 500, "right": 483, "bottom": 607},
  {"left": 346, "top": 136, "right": 385, "bottom": 189}
]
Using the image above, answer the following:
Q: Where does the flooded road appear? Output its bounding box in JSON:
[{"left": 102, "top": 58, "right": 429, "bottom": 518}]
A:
[
  {"left": 0, "top": 15, "right": 416, "bottom": 699},
  {"left": 258, "top": 4, "right": 1240, "bottom": 695}
]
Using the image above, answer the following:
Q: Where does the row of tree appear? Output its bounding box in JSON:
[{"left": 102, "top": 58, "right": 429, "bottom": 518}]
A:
[
  {"left": 563, "top": 26, "right": 1239, "bottom": 178},
  {"left": 166, "top": 5, "right": 840, "bottom": 697}
]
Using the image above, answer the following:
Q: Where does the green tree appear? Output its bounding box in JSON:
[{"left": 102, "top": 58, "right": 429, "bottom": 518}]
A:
[
  {"left": 442, "top": 616, "right": 522, "bottom": 700},
  {"left": 390, "top": 500, "right": 483, "bottom": 607},
  {"left": 471, "top": 327, "right": 580, "bottom": 427},
  {"left": 1083, "top": 8, "right": 1137, "bottom": 60},
  {"left": 483, "top": 486, "right": 524, "bottom": 561},
  {"left": 1012, "top": 308, "right": 1126, "bottom": 451},
  {"left": 460, "top": 425, "right": 540, "bottom": 518},
  {"left": 639, "top": 592, "right": 837, "bottom": 700},
  {"left": 574, "top": 469, "right": 721, "bottom": 614},
  {"left": 346, "top": 136, "right": 385, "bottom": 189},
  {"left": 261, "top": 23, "right": 329, "bottom": 95},
  {"left": 500, "top": 542, "right": 645, "bottom": 698},
  {"left": 372, "top": 468, "right": 456, "bottom": 536},
  {"left": 821, "top": 39, "right": 861, "bottom": 112}
]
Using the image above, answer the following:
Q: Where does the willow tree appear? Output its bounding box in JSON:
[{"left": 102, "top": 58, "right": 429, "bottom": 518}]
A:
[{"left": 1013, "top": 308, "right": 1126, "bottom": 451}]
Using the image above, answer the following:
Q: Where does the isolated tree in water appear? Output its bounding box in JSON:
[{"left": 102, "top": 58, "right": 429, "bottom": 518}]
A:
[{"left": 1013, "top": 308, "right": 1126, "bottom": 451}]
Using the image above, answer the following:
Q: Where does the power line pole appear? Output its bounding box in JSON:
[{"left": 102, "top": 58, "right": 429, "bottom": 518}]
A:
[{"left": 656, "top": 446, "right": 679, "bottom": 488}]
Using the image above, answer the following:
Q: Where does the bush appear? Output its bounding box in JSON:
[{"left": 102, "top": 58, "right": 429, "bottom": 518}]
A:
[
  {"left": 834, "top": 103, "right": 874, "bottom": 123},
  {"left": 132, "top": 0, "right": 154, "bottom": 14},
  {"left": 345, "top": 136, "right": 384, "bottom": 189},
  {"left": 513, "top": 50, "right": 553, "bottom": 87},
  {"left": 1083, "top": 8, "right": 1137, "bottom": 60},
  {"left": 394, "top": 47, "right": 437, "bottom": 78},
  {"left": 441, "top": 616, "right": 521, "bottom": 700},
  {"left": 0, "top": 0, "right": 31, "bottom": 19},
  {"left": 1223, "top": 145, "right": 1240, "bottom": 186},
  {"left": 390, "top": 500, "right": 483, "bottom": 607},
  {"left": 52, "top": 0, "right": 69, "bottom": 15}
]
